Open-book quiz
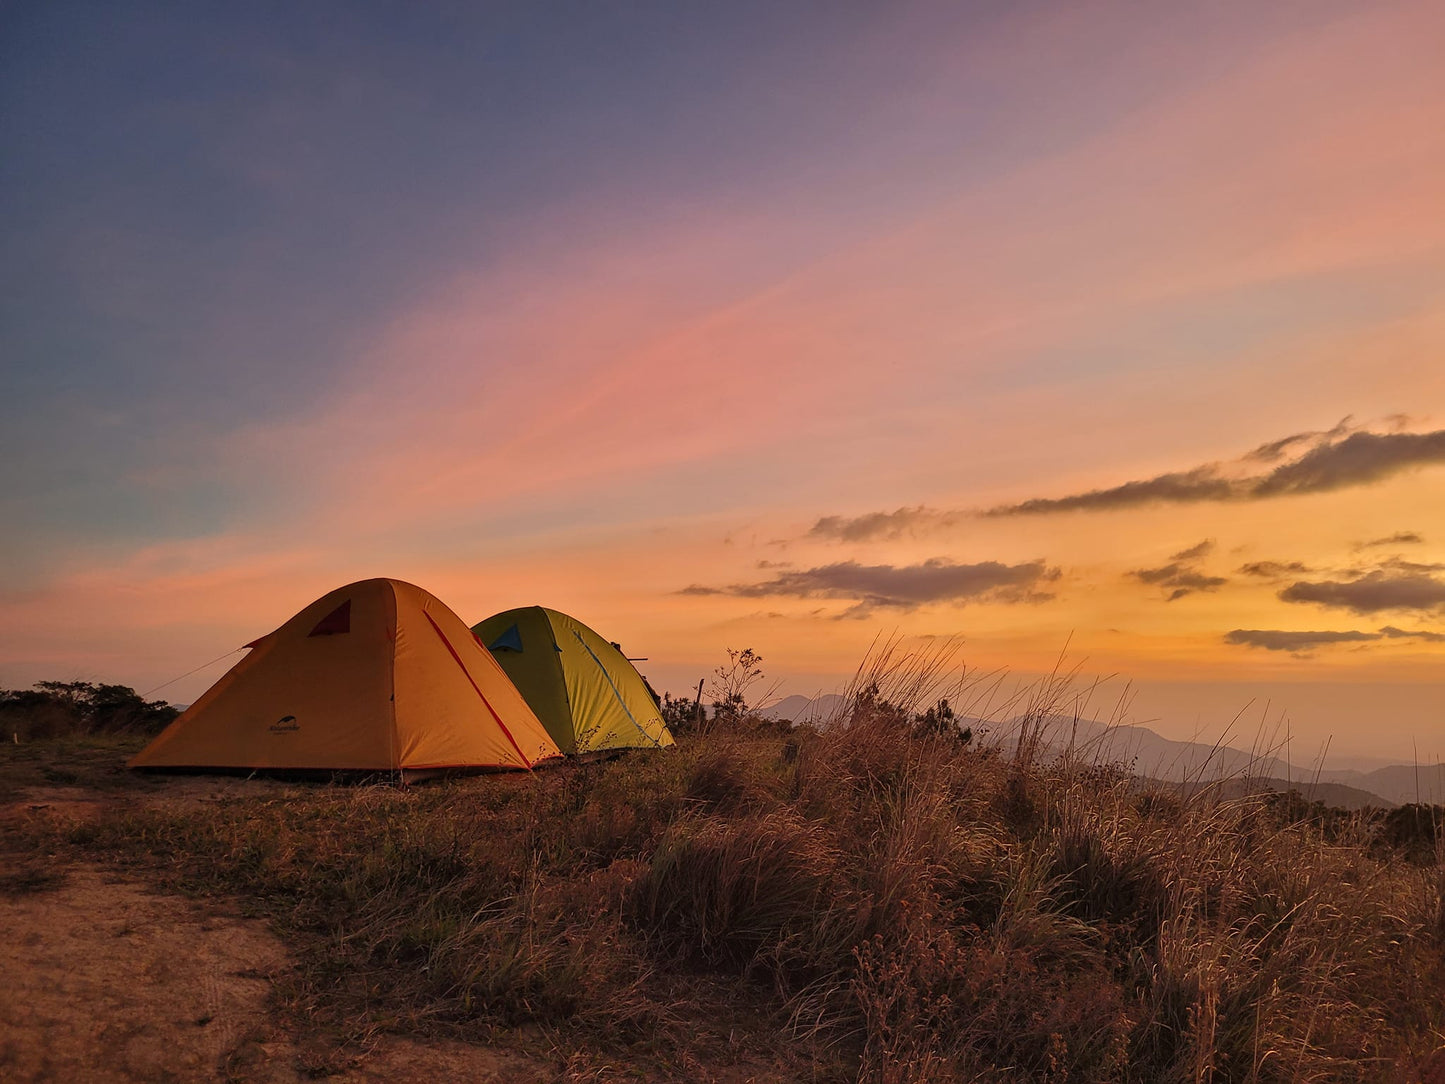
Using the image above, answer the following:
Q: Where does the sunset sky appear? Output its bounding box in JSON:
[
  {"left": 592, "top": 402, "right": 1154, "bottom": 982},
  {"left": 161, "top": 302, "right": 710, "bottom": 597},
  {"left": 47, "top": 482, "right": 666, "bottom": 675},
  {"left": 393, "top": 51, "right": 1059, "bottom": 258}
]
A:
[{"left": 4, "top": 1, "right": 1444, "bottom": 763}]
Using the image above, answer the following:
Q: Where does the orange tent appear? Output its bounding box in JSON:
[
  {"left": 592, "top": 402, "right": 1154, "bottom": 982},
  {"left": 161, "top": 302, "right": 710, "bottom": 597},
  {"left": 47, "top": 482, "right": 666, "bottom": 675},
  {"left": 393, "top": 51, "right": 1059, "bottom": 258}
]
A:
[{"left": 130, "top": 578, "right": 561, "bottom": 776}]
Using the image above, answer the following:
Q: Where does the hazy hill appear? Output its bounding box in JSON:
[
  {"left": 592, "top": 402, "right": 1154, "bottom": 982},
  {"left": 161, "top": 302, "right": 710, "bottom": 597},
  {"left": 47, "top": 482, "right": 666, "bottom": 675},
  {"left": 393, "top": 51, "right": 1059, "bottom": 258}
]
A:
[
  {"left": 1165, "top": 776, "right": 1396, "bottom": 811},
  {"left": 761, "top": 693, "right": 847, "bottom": 723},
  {"left": 760, "top": 695, "right": 1423, "bottom": 807},
  {"left": 981, "top": 715, "right": 1296, "bottom": 780},
  {"left": 1314, "top": 763, "right": 1445, "bottom": 806}
]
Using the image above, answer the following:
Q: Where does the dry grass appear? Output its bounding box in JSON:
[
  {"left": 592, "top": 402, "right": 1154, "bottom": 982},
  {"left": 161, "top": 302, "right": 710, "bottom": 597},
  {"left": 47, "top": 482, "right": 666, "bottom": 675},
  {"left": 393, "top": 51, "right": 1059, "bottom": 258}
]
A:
[
  {"left": 4, "top": 651, "right": 1443, "bottom": 1081},
  {"left": 0, "top": 733, "right": 158, "bottom": 800}
]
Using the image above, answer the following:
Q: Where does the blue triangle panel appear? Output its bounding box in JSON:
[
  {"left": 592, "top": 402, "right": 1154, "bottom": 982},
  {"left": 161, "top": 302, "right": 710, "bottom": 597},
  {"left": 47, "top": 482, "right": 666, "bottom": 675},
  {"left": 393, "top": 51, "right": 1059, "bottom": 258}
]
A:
[{"left": 489, "top": 623, "right": 524, "bottom": 652}]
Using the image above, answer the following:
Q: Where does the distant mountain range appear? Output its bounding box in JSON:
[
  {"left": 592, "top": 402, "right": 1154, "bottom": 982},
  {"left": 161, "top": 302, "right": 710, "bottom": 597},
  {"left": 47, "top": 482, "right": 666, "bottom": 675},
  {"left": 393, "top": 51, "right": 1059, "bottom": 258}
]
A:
[
  {"left": 762, "top": 693, "right": 847, "bottom": 724},
  {"left": 1310, "top": 764, "right": 1445, "bottom": 807},
  {"left": 760, "top": 694, "right": 1445, "bottom": 808},
  {"left": 1166, "top": 777, "right": 1402, "bottom": 812}
]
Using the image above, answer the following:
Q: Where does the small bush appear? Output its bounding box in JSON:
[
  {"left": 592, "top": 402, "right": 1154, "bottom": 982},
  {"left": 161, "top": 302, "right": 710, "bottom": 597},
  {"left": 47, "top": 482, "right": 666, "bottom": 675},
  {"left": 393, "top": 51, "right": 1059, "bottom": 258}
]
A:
[
  {"left": 1380, "top": 803, "right": 1444, "bottom": 866},
  {"left": 0, "top": 681, "right": 177, "bottom": 741},
  {"left": 628, "top": 809, "right": 844, "bottom": 981},
  {"left": 1050, "top": 816, "right": 1171, "bottom": 950},
  {"left": 853, "top": 924, "right": 1130, "bottom": 1083},
  {"left": 659, "top": 690, "right": 703, "bottom": 736}
]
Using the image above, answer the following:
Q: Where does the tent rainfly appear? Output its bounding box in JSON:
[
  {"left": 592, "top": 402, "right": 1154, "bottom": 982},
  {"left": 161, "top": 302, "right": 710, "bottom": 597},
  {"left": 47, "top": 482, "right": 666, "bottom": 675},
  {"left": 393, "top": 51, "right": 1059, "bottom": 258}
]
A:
[
  {"left": 130, "top": 578, "right": 561, "bottom": 777},
  {"left": 471, "top": 606, "right": 674, "bottom": 755}
]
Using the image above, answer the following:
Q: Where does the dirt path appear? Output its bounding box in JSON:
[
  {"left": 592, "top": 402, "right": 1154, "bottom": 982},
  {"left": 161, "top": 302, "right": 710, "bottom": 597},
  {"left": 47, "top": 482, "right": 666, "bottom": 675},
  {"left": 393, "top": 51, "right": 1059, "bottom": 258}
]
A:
[
  {"left": 1, "top": 867, "right": 291, "bottom": 1081},
  {"left": 2, "top": 782, "right": 556, "bottom": 1083}
]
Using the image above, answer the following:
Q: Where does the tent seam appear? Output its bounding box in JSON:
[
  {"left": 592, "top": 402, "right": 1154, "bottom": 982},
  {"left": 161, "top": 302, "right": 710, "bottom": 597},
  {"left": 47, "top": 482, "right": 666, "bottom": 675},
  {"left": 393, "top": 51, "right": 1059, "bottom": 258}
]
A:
[
  {"left": 544, "top": 611, "right": 576, "bottom": 740},
  {"left": 421, "top": 609, "right": 534, "bottom": 769},
  {"left": 572, "top": 630, "right": 662, "bottom": 748},
  {"left": 388, "top": 582, "right": 399, "bottom": 774}
]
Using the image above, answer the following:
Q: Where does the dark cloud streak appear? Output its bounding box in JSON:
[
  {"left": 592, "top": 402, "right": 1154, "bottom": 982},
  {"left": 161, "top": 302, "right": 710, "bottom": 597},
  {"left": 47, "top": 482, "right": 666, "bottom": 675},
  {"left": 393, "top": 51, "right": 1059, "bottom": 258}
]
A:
[
  {"left": 679, "top": 557, "right": 1060, "bottom": 613},
  {"left": 1379, "top": 625, "right": 1445, "bottom": 643},
  {"left": 1251, "top": 430, "right": 1445, "bottom": 496},
  {"left": 1129, "top": 538, "right": 1225, "bottom": 601},
  {"left": 1226, "top": 624, "right": 1445, "bottom": 652},
  {"left": 809, "top": 424, "right": 1445, "bottom": 538},
  {"left": 1130, "top": 564, "right": 1227, "bottom": 601},
  {"left": 989, "top": 466, "right": 1235, "bottom": 516},
  {"left": 1170, "top": 539, "right": 1215, "bottom": 561},
  {"left": 987, "top": 423, "right": 1445, "bottom": 517},
  {"left": 1279, "top": 570, "right": 1445, "bottom": 615},
  {"left": 1225, "top": 629, "right": 1380, "bottom": 651},
  {"left": 1357, "top": 531, "right": 1424, "bottom": 549},
  {"left": 808, "top": 506, "right": 954, "bottom": 542},
  {"left": 1242, "top": 418, "right": 1353, "bottom": 463},
  {"left": 1237, "top": 560, "right": 1312, "bottom": 578}
]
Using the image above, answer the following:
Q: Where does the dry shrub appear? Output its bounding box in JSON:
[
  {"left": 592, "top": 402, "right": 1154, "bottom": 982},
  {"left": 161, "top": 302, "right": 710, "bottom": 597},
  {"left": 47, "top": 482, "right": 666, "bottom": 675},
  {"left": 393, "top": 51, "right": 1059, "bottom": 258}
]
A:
[
  {"left": 1381, "top": 804, "right": 1445, "bottom": 866},
  {"left": 628, "top": 809, "right": 849, "bottom": 986},
  {"left": 548, "top": 749, "right": 693, "bottom": 866},
  {"left": 417, "top": 865, "right": 658, "bottom": 1034},
  {"left": 1101, "top": 788, "right": 1443, "bottom": 1082},
  {"left": 683, "top": 733, "right": 787, "bottom": 813},
  {"left": 853, "top": 922, "right": 1130, "bottom": 1083},
  {"left": 1049, "top": 810, "right": 1173, "bottom": 951}
]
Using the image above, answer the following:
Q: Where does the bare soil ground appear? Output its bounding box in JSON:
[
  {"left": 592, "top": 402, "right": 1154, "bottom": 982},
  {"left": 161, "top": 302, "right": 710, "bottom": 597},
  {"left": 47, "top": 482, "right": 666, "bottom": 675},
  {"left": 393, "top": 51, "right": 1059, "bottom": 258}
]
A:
[{"left": 1, "top": 781, "right": 554, "bottom": 1083}]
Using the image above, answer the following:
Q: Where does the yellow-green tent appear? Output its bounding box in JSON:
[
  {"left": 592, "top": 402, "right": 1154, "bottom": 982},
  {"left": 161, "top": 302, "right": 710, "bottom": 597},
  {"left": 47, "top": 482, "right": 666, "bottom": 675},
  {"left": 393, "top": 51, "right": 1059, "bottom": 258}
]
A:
[
  {"left": 131, "top": 579, "right": 562, "bottom": 777},
  {"left": 471, "top": 606, "right": 674, "bottom": 755}
]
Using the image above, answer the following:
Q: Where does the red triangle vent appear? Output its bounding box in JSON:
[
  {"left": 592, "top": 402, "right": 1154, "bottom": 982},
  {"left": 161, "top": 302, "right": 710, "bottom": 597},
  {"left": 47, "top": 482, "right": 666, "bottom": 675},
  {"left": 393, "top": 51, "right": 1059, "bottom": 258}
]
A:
[{"left": 308, "top": 599, "right": 351, "bottom": 637}]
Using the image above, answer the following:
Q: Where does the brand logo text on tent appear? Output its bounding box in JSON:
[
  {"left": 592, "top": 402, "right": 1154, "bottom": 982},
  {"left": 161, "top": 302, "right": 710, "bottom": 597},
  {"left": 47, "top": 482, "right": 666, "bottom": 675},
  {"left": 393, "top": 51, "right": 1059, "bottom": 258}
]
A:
[{"left": 269, "top": 715, "right": 300, "bottom": 733}]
